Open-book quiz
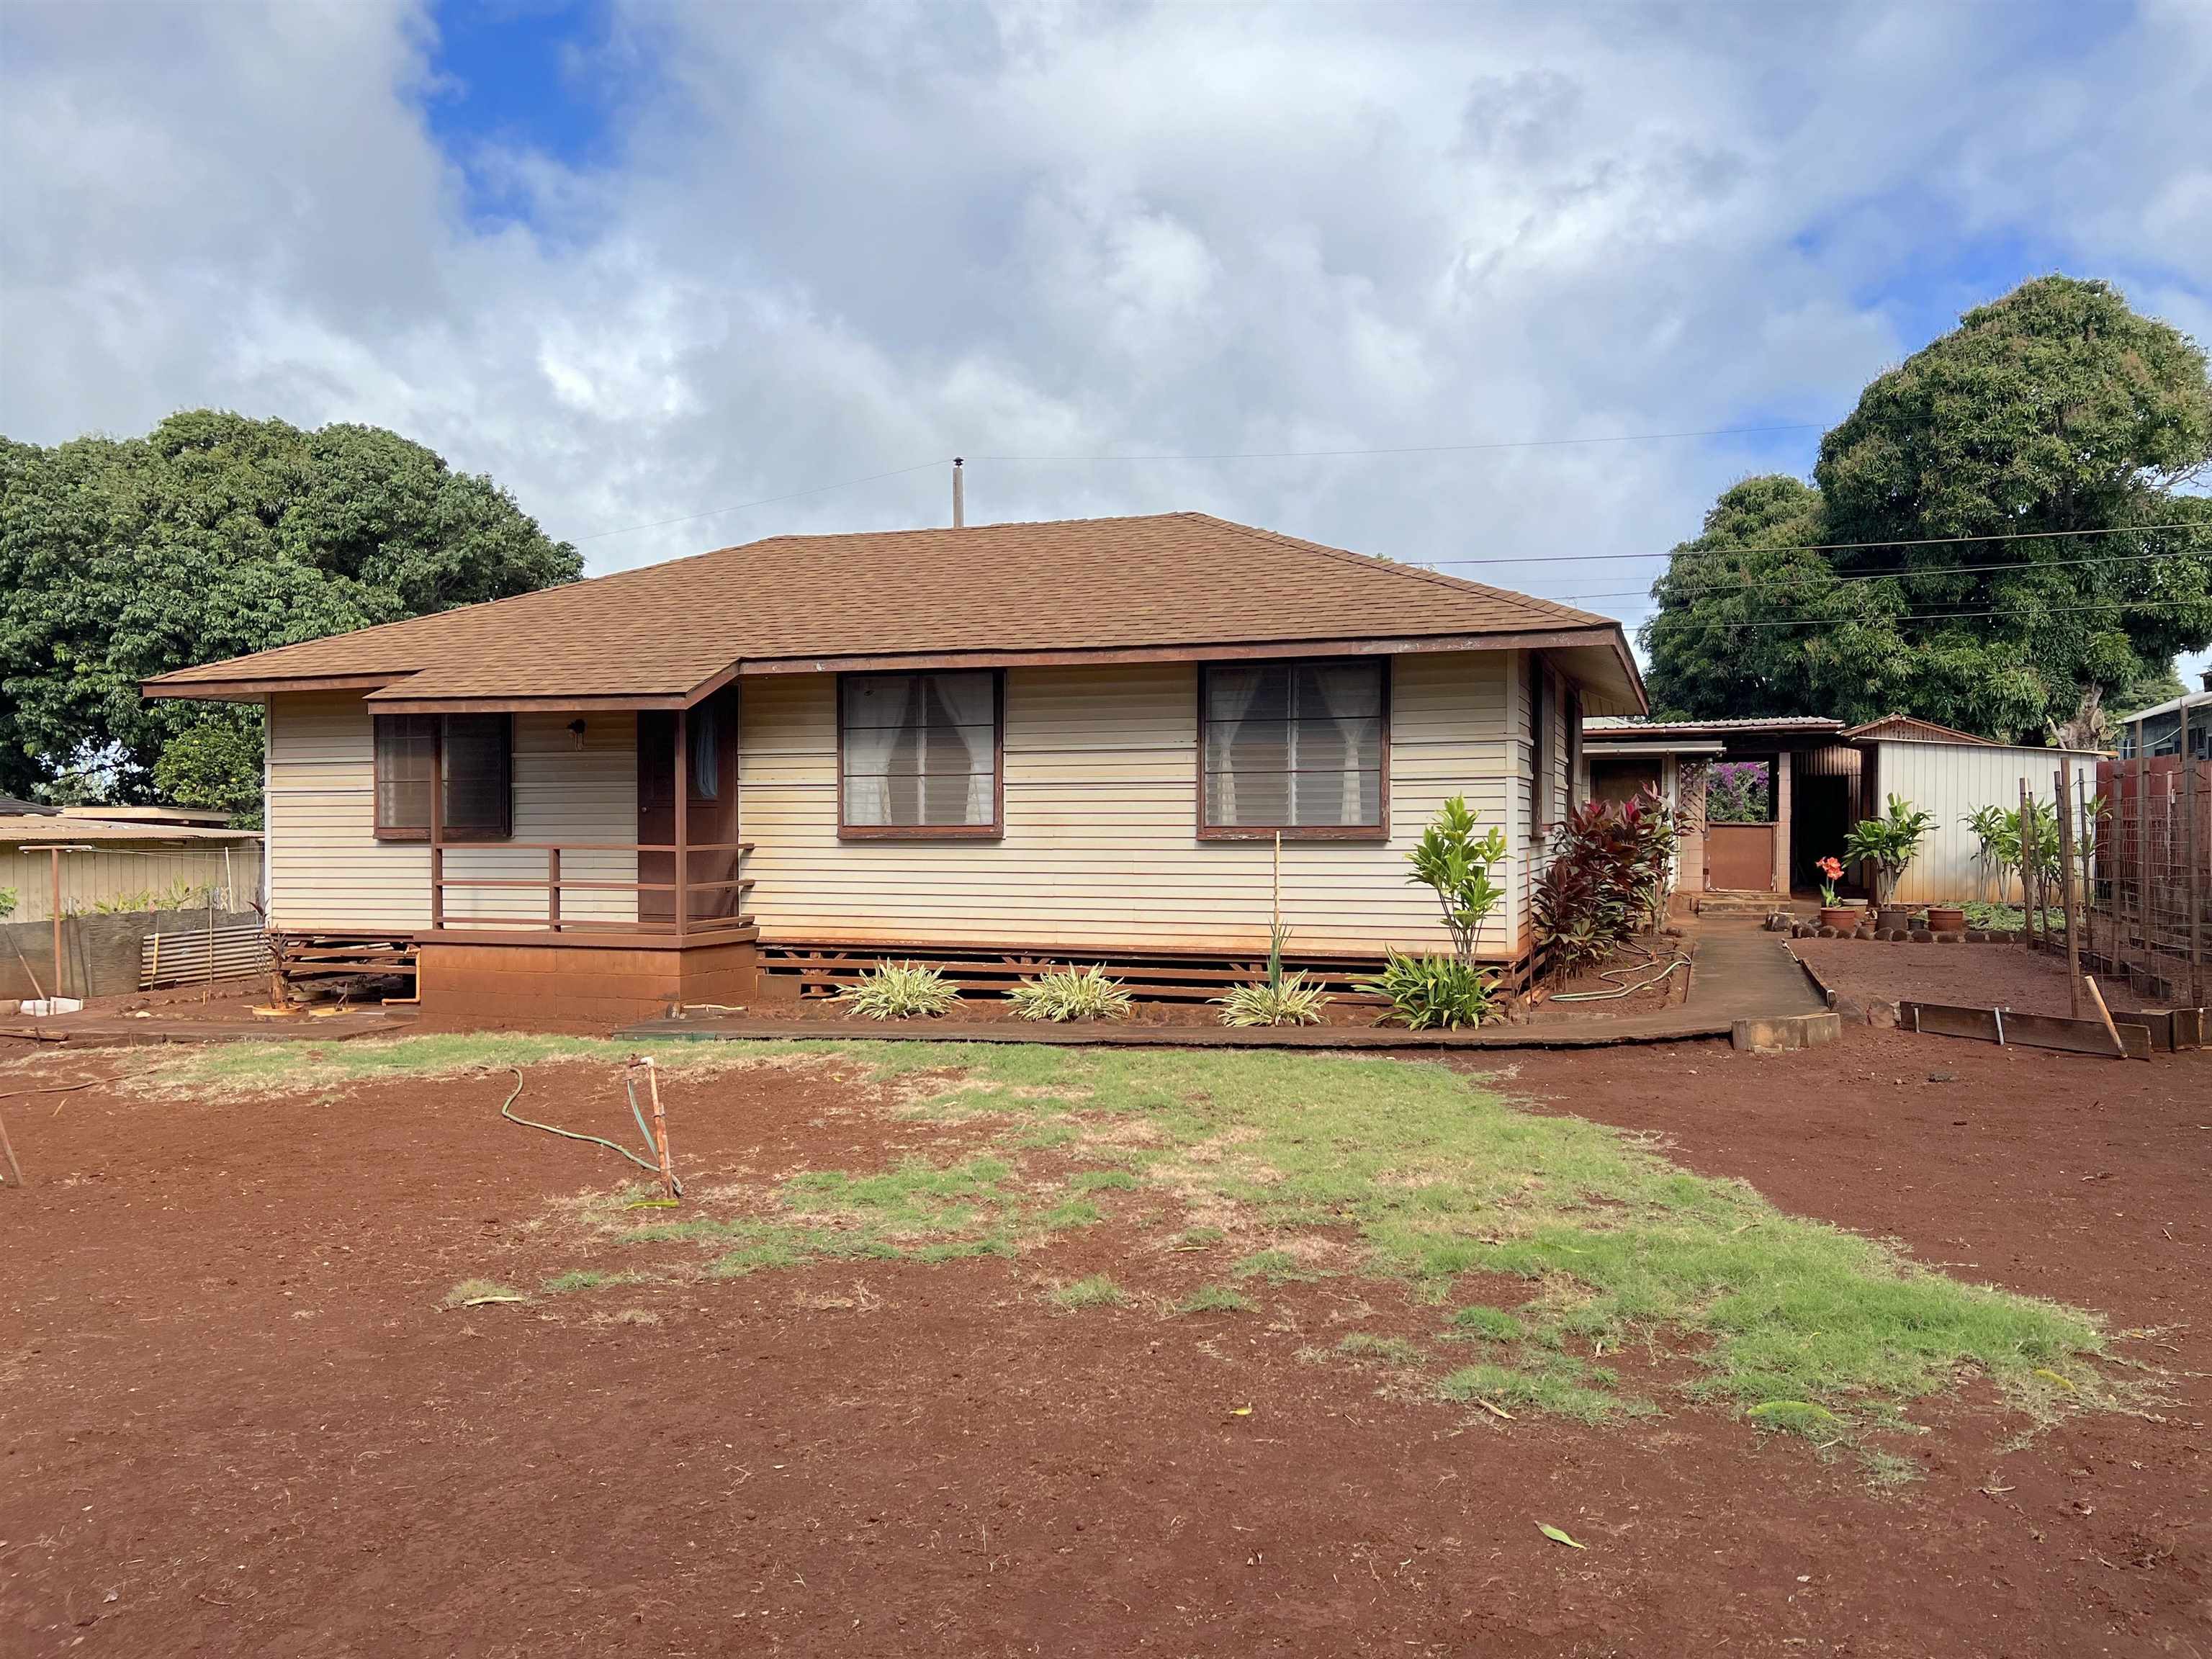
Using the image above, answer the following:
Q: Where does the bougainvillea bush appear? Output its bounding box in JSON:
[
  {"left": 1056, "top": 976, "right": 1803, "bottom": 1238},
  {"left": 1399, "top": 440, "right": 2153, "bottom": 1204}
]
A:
[{"left": 1704, "top": 760, "right": 1771, "bottom": 823}]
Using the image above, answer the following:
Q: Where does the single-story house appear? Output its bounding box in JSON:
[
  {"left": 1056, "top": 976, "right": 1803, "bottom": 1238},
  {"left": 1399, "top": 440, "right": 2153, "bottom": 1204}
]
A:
[
  {"left": 143, "top": 512, "right": 1645, "bottom": 1023},
  {"left": 1582, "top": 713, "right": 2101, "bottom": 904}
]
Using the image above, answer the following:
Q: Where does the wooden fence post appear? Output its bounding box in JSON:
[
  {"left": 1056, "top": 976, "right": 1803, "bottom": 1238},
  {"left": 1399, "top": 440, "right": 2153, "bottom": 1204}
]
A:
[
  {"left": 2183, "top": 698, "right": 2201, "bottom": 1007},
  {"left": 2134, "top": 732, "right": 2149, "bottom": 986},
  {"left": 2018, "top": 779, "right": 2036, "bottom": 950},
  {"left": 2055, "top": 762, "right": 2080, "bottom": 1016}
]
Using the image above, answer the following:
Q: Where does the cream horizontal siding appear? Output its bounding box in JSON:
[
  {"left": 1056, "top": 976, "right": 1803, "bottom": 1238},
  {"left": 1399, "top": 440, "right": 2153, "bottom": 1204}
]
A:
[
  {"left": 265, "top": 693, "right": 637, "bottom": 931},
  {"left": 1872, "top": 739, "right": 2100, "bottom": 905},
  {"left": 740, "top": 655, "right": 1525, "bottom": 958},
  {"left": 6, "top": 844, "right": 264, "bottom": 924}
]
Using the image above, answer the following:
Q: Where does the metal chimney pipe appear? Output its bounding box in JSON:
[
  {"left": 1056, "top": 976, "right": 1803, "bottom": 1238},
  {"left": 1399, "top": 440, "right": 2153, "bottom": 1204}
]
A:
[{"left": 952, "top": 457, "right": 965, "bottom": 529}]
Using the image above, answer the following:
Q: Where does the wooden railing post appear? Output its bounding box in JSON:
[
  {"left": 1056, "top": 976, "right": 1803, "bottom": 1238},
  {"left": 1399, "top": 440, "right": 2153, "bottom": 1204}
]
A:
[
  {"left": 429, "top": 719, "right": 445, "bottom": 932},
  {"left": 673, "top": 706, "right": 690, "bottom": 938},
  {"left": 548, "top": 846, "right": 561, "bottom": 932}
]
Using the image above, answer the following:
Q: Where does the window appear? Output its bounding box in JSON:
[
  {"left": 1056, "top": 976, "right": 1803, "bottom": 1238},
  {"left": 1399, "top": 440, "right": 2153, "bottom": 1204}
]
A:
[
  {"left": 373, "top": 714, "right": 513, "bottom": 841},
  {"left": 839, "top": 670, "right": 1002, "bottom": 837},
  {"left": 690, "top": 705, "right": 719, "bottom": 800},
  {"left": 1199, "top": 659, "right": 1387, "bottom": 838}
]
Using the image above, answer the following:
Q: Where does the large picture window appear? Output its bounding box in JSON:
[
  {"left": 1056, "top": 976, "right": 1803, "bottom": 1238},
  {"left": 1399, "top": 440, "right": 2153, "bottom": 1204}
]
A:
[
  {"left": 373, "top": 713, "right": 513, "bottom": 841},
  {"left": 1200, "top": 658, "right": 1388, "bottom": 839},
  {"left": 839, "top": 670, "right": 1002, "bottom": 837}
]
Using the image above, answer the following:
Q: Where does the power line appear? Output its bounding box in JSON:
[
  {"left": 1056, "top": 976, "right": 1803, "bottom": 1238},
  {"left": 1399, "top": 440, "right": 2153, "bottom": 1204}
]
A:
[
  {"left": 971, "top": 422, "right": 1822, "bottom": 463},
  {"left": 1653, "top": 593, "right": 2212, "bottom": 634},
  {"left": 1529, "top": 540, "right": 2212, "bottom": 606},
  {"left": 1415, "top": 520, "right": 2207, "bottom": 570},
  {"left": 573, "top": 459, "right": 950, "bottom": 542}
]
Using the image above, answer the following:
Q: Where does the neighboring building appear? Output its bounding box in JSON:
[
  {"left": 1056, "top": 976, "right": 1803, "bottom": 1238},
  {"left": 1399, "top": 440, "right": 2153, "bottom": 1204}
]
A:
[
  {"left": 0, "top": 809, "right": 264, "bottom": 924},
  {"left": 2116, "top": 674, "right": 2212, "bottom": 760},
  {"left": 1581, "top": 714, "right": 2100, "bottom": 904},
  {"left": 143, "top": 512, "right": 1645, "bottom": 1023}
]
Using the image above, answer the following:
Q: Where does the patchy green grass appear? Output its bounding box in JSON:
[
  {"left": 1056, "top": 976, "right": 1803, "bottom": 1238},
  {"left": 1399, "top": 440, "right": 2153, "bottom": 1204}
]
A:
[
  {"left": 1050, "top": 1274, "right": 1126, "bottom": 1310},
  {"left": 1334, "top": 1333, "right": 1426, "bottom": 1369},
  {"left": 1174, "top": 1283, "right": 1254, "bottom": 1316},
  {"left": 158, "top": 1037, "right": 2113, "bottom": 1447}
]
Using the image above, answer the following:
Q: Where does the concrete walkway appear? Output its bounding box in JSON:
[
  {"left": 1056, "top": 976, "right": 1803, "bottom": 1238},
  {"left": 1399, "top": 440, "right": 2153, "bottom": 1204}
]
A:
[{"left": 617, "top": 920, "right": 1836, "bottom": 1051}]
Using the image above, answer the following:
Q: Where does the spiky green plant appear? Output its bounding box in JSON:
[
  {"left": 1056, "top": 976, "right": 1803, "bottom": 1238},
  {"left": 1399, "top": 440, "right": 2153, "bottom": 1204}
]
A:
[
  {"left": 1010, "top": 964, "right": 1134, "bottom": 1022},
  {"left": 833, "top": 961, "right": 959, "bottom": 1020},
  {"left": 1217, "top": 971, "right": 1331, "bottom": 1028},
  {"left": 1359, "top": 951, "right": 1497, "bottom": 1030}
]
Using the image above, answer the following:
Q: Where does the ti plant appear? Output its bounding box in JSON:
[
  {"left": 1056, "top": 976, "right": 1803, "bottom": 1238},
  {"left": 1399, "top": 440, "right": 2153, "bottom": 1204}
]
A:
[
  {"left": 1843, "top": 793, "right": 1938, "bottom": 909},
  {"left": 1404, "top": 793, "right": 1509, "bottom": 969}
]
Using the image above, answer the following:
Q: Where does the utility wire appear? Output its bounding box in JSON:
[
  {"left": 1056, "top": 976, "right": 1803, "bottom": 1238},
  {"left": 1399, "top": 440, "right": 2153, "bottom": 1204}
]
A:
[
  {"left": 1414, "top": 520, "right": 2207, "bottom": 570},
  {"left": 1653, "top": 593, "right": 2212, "bottom": 633},
  {"left": 972, "top": 422, "right": 1821, "bottom": 462},
  {"left": 1527, "top": 540, "right": 2212, "bottom": 606}
]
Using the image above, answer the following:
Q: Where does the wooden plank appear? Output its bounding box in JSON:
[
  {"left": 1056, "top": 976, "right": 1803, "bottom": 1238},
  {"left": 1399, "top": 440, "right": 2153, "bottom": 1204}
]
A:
[{"left": 1899, "top": 1000, "right": 2150, "bottom": 1060}]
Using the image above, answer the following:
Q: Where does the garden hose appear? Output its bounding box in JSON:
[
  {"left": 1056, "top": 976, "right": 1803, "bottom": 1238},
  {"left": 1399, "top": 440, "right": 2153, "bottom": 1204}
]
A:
[
  {"left": 495, "top": 1066, "right": 683, "bottom": 1197},
  {"left": 1548, "top": 953, "right": 1691, "bottom": 1003}
]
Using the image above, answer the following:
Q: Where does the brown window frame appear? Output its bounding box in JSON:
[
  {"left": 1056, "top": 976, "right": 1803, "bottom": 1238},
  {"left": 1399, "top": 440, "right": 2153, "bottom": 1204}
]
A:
[
  {"left": 372, "top": 712, "right": 514, "bottom": 843},
  {"left": 1195, "top": 656, "right": 1391, "bottom": 843},
  {"left": 835, "top": 668, "right": 1005, "bottom": 842},
  {"left": 1527, "top": 653, "right": 1550, "bottom": 842}
]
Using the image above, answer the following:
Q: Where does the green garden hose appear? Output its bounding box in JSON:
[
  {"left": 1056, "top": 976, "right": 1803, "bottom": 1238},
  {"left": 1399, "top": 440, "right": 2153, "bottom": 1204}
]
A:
[{"left": 495, "top": 1066, "right": 683, "bottom": 1197}]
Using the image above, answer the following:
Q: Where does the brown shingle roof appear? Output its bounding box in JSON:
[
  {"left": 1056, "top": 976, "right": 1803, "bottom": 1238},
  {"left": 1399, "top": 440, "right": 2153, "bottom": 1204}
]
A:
[{"left": 146, "top": 511, "right": 1638, "bottom": 708}]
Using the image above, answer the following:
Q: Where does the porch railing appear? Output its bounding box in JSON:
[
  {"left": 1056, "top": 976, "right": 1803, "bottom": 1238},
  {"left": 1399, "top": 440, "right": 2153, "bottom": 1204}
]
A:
[{"left": 428, "top": 840, "right": 754, "bottom": 939}]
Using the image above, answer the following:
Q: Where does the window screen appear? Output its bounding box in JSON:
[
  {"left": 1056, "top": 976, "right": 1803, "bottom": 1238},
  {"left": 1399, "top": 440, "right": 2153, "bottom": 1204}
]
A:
[
  {"left": 840, "top": 672, "right": 999, "bottom": 832},
  {"left": 373, "top": 714, "right": 512, "bottom": 840},
  {"left": 1202, "top": 660, "right": 1385, "bottom": 831}
]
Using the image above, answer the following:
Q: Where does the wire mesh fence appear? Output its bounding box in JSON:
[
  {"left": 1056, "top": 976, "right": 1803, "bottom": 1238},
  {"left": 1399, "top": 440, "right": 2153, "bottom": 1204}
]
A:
[{"left": 2085, "top": 751, "right": 2208, "bottom": 1007}]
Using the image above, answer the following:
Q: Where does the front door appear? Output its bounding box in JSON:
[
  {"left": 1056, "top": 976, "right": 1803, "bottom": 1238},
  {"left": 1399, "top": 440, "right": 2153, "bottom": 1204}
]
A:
[{"left": 637, "top": 688, "right": 741, "bottom": 925}]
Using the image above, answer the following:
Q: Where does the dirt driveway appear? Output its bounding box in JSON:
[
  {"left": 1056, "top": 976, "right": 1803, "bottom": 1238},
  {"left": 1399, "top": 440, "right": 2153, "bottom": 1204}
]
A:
[{"left": 1, "top": 1030, "right": 2205, "bottom": 1657}]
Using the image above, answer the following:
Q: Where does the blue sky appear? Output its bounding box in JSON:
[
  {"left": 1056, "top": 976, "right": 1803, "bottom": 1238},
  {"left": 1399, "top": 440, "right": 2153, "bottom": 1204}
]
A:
[{"left": 4, "top": 0, "right": 2208, "bottom": 688}]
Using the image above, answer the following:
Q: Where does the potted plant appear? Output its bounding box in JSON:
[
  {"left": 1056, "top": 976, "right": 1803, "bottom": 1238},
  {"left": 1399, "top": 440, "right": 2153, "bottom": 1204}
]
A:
[
  {"left": 1925, "top": 902, "right": 1966, "bottom": 935},
  {"left": 1843, "top": 793, "right": 1938, "bottom": 932},
  {"left": 1813, "top": 856, "right": 1857, "bottom": 931}
]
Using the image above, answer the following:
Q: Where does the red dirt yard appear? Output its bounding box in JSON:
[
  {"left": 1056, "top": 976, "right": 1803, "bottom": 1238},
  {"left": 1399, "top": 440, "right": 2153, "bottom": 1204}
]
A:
[{"left": 1, "top": 1029, "right": 2206, "bottom": 1657}]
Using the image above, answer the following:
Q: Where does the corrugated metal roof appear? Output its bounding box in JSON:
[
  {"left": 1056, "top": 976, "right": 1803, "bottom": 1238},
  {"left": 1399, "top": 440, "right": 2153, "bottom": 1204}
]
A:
[
  {"left": 0, "top": 817, "right": 261, "bottom": 845},
  {"left": 1584, "top": 716, "right": 1843, "bottom": 734}
]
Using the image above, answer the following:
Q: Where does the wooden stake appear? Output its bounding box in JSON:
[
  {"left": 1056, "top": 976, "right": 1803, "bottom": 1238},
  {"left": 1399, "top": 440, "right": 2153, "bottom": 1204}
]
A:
[
  {"left": 2018, "top": 779, "right": 2036, "bottom": 949},
  {"left": 0, "top": 1106, "right": 24, "bottom": 1187},
  {"left": 2081, "top": 975, "right": 2126, "bottom": 1058},
  {"left": 2056, "top": 763, "right": 2081, "bottom": 1017},
  {"left": 50, "top": 845, "right": 64, "bottom": 1003},
  {"left": 644, "top": 1058, "right": 675, "bottom": 1202}
]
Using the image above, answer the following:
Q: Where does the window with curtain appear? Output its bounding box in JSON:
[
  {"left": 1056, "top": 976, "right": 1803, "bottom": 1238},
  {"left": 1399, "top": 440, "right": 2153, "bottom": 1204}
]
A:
[
  {"left": 1200, "top": 659, "right": 1386, "bottom": 837},
  {"left": 839, "top": 671, "right": 1000, "bottom": 835},
  {"left": 373, "top": 714, "right": 513, "bottom": 841}
]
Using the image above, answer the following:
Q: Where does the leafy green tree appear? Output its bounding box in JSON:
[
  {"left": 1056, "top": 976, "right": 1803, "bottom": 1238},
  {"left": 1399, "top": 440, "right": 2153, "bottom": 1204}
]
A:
[
  {"left": 1643, "top": 277, "right": 2212, "bottom": 739},
  {"left": 0, "top": 410, "right": 580, "bottom": 806},
  {"left": 151, "top": 716, "right": 266, "bottom": 827}
]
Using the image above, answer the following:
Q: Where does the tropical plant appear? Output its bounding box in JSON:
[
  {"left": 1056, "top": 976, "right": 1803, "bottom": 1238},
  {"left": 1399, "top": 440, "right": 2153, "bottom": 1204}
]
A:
[
  {"left": 1532, "top": 793, "right": 1679, "bottom": 981},
  {"left": 1216, "top": 972, "right": 1331, "bottom": 1028},
  {"left": 1010, "top": 964, "right": 1133, "bottom": 1022},
  {"left": 0, "top": 886, "right": 13, "bottom": 920},
  {"left": 1219, "top": 831, "right": 1335, "bottom": 1027},
  {"left": 833, "top": 961, "right": 959, "bottom": 1020},
  {"left": 1843, "top": 794, "right": 1939, "bottom": 908},
  {"left": 1359, "top": 951, "right": 1497, "bottom": 1030},
  {"left": 1403, "top": 794, "right": 1509, "bottom": 968},
  {"left": 1813, "top": 855, "right": 1844, "bottom": 909}
]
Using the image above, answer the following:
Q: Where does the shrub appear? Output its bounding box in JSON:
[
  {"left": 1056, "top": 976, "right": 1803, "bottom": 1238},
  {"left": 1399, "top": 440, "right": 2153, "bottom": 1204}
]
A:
[
  {"left": 1359, "top": 951, "right": 1497, "bottom": 1030},
  {"left": 1217, "top": 971, "right": 1331, "bottom": 1027},
  {"left": 1532, "top": 793, "right": 1678, "bottom": 982},
  {"left": 1843, "top": 793, "right": 1938, "bottom": 908},
  {"left": 1009, "top": 963, "right": 1133, "bottom": 1022},
  {"left": 1704, "top": 760, "right": 1771, "bottom": 823},
  {"left": 1403, "top": 794, "right": 1509, "bottom": 966},
  {"left": 0, "top": 886, "right": 13, "bottom": 920},
  {"left": 832, "top": 961, "right": 958, "bottom": 1020}
]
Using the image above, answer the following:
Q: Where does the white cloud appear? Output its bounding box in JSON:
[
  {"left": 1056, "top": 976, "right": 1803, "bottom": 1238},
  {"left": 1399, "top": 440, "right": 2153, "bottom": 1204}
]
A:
[{"left": 2, "top": 0, "right": 2207, "bottom": 680}]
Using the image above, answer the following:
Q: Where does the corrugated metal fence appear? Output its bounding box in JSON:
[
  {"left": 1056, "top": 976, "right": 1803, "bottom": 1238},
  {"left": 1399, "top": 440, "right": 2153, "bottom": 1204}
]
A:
[{"left": 140, "top": 922, "right": 271, "bottom": 988}]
